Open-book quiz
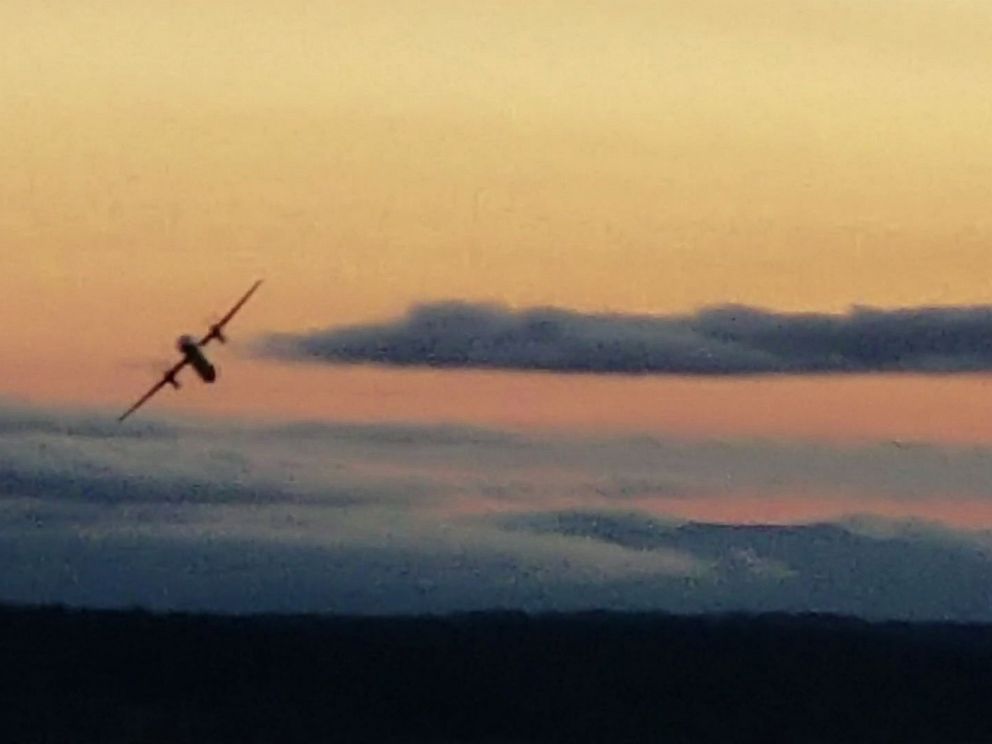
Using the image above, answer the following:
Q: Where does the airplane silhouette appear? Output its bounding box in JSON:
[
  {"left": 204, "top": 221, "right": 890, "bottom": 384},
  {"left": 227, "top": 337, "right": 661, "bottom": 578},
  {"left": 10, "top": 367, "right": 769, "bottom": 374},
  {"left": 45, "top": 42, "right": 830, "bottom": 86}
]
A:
[{"left": 118, "top": 280, "right": 263, "bottom": 422}]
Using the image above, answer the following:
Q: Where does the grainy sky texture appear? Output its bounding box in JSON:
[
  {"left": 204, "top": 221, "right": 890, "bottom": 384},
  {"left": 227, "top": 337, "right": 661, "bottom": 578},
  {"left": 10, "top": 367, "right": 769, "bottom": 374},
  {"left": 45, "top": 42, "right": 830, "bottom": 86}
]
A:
[
  {"left": 4, "top": 1, "right": 992, "bottom": 434},
  {"left": 5, "top": 2, "right": 992, "bottom": 328},
  {"left": 3, "top": 2, "right": 992, "bottom": 614}
]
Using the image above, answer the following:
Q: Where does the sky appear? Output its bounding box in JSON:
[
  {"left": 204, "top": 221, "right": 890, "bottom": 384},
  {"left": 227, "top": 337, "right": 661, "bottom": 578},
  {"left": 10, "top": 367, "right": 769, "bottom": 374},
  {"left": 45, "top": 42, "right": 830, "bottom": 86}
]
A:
[{"left": 4, "top": 1, "right": 992, "bottom": 616}]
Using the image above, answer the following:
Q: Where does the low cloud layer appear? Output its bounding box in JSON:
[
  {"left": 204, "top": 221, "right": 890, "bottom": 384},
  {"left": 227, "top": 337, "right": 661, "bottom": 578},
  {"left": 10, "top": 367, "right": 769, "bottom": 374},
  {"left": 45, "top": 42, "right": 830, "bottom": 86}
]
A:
[
  {"left": 4, "top": 402, "right": 992, "bottom": 618},
  {"left": 259, "top": 301, "right": 992, "bottom": 375}
]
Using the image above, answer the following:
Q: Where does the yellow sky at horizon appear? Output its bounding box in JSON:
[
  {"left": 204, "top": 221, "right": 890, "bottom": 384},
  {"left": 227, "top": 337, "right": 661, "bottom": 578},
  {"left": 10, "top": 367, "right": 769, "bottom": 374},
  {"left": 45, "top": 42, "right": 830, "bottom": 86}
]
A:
[{"left": 4, "top": 0, "right": 992, "bottom": 440}]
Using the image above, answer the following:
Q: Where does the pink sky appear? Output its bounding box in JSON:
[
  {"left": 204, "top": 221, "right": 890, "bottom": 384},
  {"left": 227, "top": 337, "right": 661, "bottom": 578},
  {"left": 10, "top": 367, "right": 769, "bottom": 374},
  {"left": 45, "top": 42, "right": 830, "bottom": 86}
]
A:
[
  {"left": 5, "top": 0, "right": 992, "bottom": 535},
  {"left": 8, "top": 354, "right": 992, "bottom": 445}
]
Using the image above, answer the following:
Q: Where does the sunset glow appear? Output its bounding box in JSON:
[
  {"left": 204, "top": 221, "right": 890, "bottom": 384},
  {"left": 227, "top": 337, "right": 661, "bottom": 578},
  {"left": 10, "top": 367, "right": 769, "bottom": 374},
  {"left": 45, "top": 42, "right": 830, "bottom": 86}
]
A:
[{"left": 5, "top": 1, "right": 992, "bottom": 537}]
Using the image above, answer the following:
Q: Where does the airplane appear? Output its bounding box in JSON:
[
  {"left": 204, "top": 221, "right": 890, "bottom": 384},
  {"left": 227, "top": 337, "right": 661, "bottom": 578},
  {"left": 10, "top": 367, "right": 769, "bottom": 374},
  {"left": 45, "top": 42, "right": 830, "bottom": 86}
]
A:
[{"left": 118, "top": 279, "right": 263, "bottom": 422}]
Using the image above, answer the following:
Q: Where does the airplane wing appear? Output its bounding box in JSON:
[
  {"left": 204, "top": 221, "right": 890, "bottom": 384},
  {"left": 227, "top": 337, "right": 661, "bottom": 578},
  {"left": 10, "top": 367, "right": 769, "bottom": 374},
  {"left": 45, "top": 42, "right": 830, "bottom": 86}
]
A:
[
  {"left": 199, "top": 279, "right": 264, "bottom": 346},
  {"left": 117, "top": 358, "right": 189, "bottom": 422}
]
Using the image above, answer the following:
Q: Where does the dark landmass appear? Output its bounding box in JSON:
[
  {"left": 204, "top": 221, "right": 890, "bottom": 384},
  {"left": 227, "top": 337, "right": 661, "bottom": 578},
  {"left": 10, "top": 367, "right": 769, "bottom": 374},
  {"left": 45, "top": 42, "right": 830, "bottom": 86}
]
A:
[{"left": 3, "top": 604, "right": 992, "bottom": 743}]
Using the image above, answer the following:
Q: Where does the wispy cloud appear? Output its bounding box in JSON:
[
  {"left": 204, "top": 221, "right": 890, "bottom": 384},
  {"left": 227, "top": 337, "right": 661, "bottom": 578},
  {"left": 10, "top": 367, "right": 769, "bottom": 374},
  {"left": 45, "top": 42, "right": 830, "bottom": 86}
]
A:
[
  {"left": 3, "top": 402, "right": 992, "bottom": 618},
  {"left": 258, "top": 301, "right": 992, "bottom": 375}
]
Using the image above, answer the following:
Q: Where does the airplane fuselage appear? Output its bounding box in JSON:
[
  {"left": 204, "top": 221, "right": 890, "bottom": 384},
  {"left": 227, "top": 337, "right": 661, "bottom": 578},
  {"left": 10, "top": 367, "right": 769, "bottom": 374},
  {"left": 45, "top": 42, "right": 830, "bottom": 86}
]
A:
[
  {"left": 177, "top": 335, "right": 217, "bottom": 382},
  {"left": 118, "top": 280, "right": 261, "bottom": 421}
]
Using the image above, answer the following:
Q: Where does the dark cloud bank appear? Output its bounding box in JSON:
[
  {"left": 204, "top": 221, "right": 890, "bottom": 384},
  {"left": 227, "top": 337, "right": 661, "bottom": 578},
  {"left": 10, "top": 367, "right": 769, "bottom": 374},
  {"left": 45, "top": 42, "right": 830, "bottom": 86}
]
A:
[
  {"left": 5, "top": 403, "right": 992, "bottom": 620},
  {"left": 260, "top": 301, "right": 992, "bottom": 374}
]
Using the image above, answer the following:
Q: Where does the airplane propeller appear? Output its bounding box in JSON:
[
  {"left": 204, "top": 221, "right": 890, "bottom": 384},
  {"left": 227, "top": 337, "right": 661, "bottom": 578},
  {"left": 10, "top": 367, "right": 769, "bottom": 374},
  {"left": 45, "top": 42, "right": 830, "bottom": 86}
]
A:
[
  {"left": 117, "top": 279, "right": 262, "bottom": 422},
  {"left": 202, "top": 316, "right": 227, "bottom": 343}
]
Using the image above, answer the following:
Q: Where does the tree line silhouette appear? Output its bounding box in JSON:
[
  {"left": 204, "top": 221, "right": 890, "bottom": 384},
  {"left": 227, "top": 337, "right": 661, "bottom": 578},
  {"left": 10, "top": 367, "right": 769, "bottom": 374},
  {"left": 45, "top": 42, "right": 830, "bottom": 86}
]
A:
[{"left": 3, "top": 603, "right": 991, "bottom": 742}]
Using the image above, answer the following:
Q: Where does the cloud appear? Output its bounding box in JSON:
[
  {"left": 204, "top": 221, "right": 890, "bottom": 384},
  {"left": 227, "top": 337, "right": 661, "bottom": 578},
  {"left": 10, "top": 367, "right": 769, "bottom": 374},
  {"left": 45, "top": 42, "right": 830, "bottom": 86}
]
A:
[
  {"left": 9, "top": 402, "right": 992, "bottom": 512},
  {"left": 5, "top": 402, "right": 992, "bottom": 618},
  {"left": 257, "top": 301, "right": 992, "bottom": 375},
  {"left": 0, "top": 401, "right": 180, "bottom": 439},
  {"left": 497, "top": 509, "right": 992, "bottom": 620}
]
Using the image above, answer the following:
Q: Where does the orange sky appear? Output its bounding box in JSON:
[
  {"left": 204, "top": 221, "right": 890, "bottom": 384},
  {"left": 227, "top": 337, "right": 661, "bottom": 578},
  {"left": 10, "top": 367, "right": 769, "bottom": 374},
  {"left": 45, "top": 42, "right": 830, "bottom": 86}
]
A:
[
  {"left": 8, "top": 356, "right": 992, "bottom": 447},
  {"left": 4, "top": 1, "right": 992, "bottom": 443}
]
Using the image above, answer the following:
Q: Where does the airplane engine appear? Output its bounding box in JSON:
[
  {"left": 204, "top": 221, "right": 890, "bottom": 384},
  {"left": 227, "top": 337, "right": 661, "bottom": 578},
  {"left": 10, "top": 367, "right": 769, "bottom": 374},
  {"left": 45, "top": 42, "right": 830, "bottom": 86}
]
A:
[{"left": 118, "top": 279, "right": 261, "bottom": 422}]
